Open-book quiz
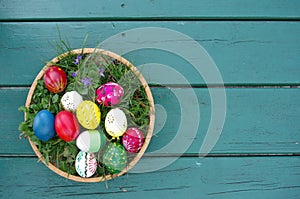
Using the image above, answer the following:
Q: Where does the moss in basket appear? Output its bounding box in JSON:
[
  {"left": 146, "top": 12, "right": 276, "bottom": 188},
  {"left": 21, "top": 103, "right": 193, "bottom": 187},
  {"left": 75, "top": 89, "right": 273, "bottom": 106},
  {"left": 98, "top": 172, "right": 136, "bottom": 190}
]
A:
[{"left": 19, "top": 47, "right": 151, "bottom": 177}]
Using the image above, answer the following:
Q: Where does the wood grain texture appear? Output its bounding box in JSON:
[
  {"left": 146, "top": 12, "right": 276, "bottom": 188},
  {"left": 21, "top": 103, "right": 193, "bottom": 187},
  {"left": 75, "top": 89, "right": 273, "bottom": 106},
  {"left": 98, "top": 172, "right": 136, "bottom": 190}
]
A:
[
  {"left": 1, "top": 1, "right": 299, "bottom": 197},
  {"left": 0, "top": 157, "right": 299, "bottom": 199},
  {"left": 1, "top": 21, "right": 300, "bottom": 86},
  {"left": 1, "top": 0, "right": 300, "bottom": 21},
  {"left": 2, "top": 87, "right": 299, "bottom": 155}
]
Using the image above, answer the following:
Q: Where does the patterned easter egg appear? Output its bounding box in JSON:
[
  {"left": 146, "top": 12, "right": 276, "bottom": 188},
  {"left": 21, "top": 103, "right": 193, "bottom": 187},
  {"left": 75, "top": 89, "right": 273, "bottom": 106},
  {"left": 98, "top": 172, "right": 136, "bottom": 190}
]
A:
[
  {"left": 61, "top": 91, "right": 83, "bottom": 112},
  {"left": 43, "top": 66, "right": 67, "bottom": 93},
  {"left": 96, "top": 82, "right": 124, "bottom": 106},
  {"left": 105, "top": 108, "right": 127, "bottom": 137},
  {"left": 103, "top": 142, "right": 127, "bottom": 173},
  {"left": 76, "top": 130, "right": 107, "bottom": 153},
  {"left": 75, "top": 151, "right": 97, "bottom": 178},
  {"left": 76, "top": 101, "right": 101, "bottom": 129},
  {"left": 122, "top": 127, "right": 145, "bottom": 153}
]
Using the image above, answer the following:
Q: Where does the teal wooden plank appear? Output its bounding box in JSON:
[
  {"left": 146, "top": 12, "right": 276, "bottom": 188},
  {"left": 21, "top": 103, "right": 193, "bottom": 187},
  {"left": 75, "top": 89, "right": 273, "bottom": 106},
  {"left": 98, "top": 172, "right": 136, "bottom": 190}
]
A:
[
  {"left": 0, "top": 88, "right": 33, "bottom": 154},
  {"left": 1, "top": 0, "right": 300, "bottom": 21},
  {"left": 150, "top": 87, "right": 300, "bottom": 154},
  {"left": 1, "top": 22, "right": 300, "bottom": 86},
  {"left": 0, "top": 156, "right": 299, "bottom": 198},
  {"left": 1, "top": 88, "right": 300, "bottom": 155}
]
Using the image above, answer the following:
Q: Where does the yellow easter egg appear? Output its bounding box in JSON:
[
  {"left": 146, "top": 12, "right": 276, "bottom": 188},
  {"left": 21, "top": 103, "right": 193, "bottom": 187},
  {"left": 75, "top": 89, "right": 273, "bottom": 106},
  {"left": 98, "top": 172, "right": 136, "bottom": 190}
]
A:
[{"left": 76, "top": 100, "right": 101, "bottom": 129}]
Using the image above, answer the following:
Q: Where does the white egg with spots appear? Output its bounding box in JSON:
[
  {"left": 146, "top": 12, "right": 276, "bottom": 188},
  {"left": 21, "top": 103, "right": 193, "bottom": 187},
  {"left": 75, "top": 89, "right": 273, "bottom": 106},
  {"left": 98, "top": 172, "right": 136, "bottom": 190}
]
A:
[
  {"left": 105, "top": 108, "right": 127, "bottom": 137},
  {"left": 61, "top": 91, "right": 83, "bottom": 112}
]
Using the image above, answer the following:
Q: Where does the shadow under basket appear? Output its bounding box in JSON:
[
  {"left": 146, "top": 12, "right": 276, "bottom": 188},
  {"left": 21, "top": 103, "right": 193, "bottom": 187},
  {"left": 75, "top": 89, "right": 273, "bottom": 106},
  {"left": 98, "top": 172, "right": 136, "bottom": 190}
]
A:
[{"left": 24, "top": 48, "right": 155, "bottom": 182}]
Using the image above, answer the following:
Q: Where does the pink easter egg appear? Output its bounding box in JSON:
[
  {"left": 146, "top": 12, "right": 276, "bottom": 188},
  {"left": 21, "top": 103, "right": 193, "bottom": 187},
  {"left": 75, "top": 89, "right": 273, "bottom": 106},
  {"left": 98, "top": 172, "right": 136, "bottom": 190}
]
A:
[
  {"left": 122, "top": 127, "right": 145, "bottom": 153},
  {"left": 96, "top": 82, "right": 124, "bottom": 106}
]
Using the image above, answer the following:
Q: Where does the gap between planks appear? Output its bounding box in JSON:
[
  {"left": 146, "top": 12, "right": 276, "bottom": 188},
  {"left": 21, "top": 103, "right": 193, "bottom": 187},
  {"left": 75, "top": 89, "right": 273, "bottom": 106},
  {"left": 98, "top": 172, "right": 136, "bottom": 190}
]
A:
[
  {"left": 1, "top": 17, "right": 300, "bottom": 23},
  {"left": 0, "top": 85, "right": 300, "bottom": 90},
  {"left": 1, "top": 153, "right": 299, "bottom": 158}
]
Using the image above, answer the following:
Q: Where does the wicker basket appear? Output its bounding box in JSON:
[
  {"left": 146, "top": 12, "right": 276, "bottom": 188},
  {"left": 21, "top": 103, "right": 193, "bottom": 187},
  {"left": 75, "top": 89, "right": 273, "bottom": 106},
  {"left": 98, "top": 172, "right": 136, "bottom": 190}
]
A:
[{"left": 25, "top": 48, "right": 155, "bottom": 182}]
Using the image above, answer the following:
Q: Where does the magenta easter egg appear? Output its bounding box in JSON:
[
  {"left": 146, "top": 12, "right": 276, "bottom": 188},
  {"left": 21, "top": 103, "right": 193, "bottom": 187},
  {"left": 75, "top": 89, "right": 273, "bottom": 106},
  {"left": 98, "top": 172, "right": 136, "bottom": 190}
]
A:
[
  {"left": 96, "top": 82, "right": 124, "bottom": 106},
  {"left": 122, "top": 127, "right": 145, "bottom": 153}
]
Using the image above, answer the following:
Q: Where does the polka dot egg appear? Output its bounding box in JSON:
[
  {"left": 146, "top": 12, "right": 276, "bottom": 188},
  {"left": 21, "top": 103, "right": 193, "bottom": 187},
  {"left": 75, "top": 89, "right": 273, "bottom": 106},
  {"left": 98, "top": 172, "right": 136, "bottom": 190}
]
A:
[
  {"left": 96, "top": 82, "right": 124, "bottom": 106},
  {"left": 122, "top": 127, "right": 145, "bottom": 153},
  {"left": 61, "top": 91, "right": 83, "bottom": 112},
  {"left": 102, "top": 142, "right": 127, "bottom": 173},
  {"left": 105, "top": 108, "right": 127, "bottom": 137}
]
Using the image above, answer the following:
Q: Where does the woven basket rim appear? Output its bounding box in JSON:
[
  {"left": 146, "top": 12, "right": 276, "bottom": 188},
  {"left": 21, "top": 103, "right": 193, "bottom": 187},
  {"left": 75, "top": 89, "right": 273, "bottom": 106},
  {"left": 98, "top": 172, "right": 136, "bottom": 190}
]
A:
[{"left": 25, "top": 48, "right": 155, "bottom": 182}]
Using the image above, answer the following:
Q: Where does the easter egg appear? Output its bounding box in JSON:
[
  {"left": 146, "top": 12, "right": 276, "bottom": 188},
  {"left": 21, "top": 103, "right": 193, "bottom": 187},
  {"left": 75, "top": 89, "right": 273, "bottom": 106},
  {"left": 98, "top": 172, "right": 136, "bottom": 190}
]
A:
[
  {"left": 43, "top": 66, "right": 67, "bottom": 93},
  {"left": 75, "top": 151, "right": 97, "bottom": 178},
  {"left": 76, "top": 101, "right": 101, "bottom": 129},
  {"left": 103, "top": 142, "right": 127, "bottom": 173},
  {"left": 122, "top": 127, "right": 145, "bottom": 153},
  {"left": 33, "top": 110, "right": 55, "bottom": 141},
  {"left": 61, "top": 91, "right": 83, "bottom": 112},
  {"left": 96, "top": 82, "right": 124, "bottom": 106},
  {"left": 55, "top": 110, "right": 80, "bottom": 142},
  {"left": 76, "top": 130, "right": 107, "bottom": 153},
  {"left": 105, "top": 108, "right": 127, "bottom": 137}
]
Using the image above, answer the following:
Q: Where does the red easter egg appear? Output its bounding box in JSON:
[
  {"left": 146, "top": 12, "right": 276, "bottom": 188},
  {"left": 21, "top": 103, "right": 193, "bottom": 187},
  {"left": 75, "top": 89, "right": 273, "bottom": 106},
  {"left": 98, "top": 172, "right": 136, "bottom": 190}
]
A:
[
  {"left": 44, "top": 66, "right": 67, "bottom": 93},
  {"left": 122, "top": 127, "right": 145, "bottom": 153},
  {"left": 55, "top": 110, "right": 80, "bottom": 142}
]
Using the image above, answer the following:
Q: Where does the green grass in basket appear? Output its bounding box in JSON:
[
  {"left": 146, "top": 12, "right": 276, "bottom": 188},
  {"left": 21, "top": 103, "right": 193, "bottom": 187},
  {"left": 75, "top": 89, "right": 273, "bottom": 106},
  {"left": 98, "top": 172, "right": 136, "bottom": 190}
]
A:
[{"left": 19, "top": 50, "right": 150, "bottom": 177}]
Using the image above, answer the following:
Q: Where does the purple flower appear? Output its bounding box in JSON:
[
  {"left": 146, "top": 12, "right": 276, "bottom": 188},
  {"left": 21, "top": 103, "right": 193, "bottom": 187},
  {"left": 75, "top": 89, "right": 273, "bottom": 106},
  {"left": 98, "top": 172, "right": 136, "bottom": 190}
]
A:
[
  {"left": 74, "top": 54, "right": 83, "bottom": 65},
  {"left": 99, "top": 67, "right": 105, "bottom": 77},
  {"left": 81, "top": 77, "right": 93, "bottom": 87},
  {"left": 71, "top": 72, "right": 77, "bottom": 77}
]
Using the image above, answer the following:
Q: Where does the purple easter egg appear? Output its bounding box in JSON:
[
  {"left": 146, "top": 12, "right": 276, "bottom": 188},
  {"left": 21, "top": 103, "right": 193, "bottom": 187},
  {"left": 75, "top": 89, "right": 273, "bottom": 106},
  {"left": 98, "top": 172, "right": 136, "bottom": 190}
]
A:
[{"left": 96, "top": 82, "right": 124, "bottom": 106}]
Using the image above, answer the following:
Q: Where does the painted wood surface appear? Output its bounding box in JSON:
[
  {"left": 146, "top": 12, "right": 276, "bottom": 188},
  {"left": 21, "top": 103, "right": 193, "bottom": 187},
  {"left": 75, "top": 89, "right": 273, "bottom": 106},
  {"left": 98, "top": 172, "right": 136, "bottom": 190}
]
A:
[
  {"left": 1, "top": 22, "right": 300, "bottom": 85},
  {"left": 1, "top": 157, "right": 300, "bottom": 199},
  {"left": 1, "top": 0, "right": 300, "bottom": 20},
  {"left": 1, "top": 0, "right": 299, "bottom": 198},
  {"left": 1, "top": 87, "right": 299, "bottom": 155}
]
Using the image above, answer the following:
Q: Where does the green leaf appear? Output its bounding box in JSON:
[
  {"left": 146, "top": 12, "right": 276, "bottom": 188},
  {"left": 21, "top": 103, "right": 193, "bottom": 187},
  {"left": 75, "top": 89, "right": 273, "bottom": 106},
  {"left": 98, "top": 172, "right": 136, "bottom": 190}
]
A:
[
  {"left": 76, "top": 83, "right": 88, "bottom": 95},
  {"left": 88, "top": 70, "right": 99, "bottom": 80},
  {"left": 52, "top": 94, "right": 59, "bottom": 103},
  {"left": 66, "top": 83, "right": 75, "bottom": 92},
  {"left": 18, "top": 106, "right": 27, "bottom": 112}
]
